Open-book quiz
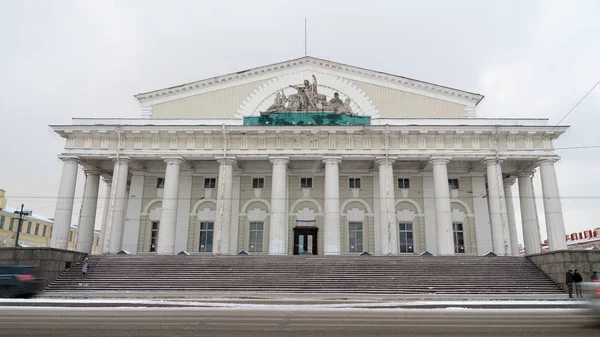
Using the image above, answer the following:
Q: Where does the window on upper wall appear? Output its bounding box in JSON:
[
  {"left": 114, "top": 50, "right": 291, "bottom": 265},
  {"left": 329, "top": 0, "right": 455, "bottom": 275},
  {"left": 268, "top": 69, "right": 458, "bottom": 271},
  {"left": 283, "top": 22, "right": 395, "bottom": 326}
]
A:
[
  {"left": 348, "top": 178, "right": 361, "bottom": 189},
  {"left": 26, "top": 222, "right": 32, "bottom": 234},
  {"left": 252, "top": 178, "right": 265, "bottom": 189},
  {"left": 156, "top": 178, "right": 165, "bottom": 189},
  {"left": 34, "top": 223, "right": 40, "bottom": 236},
  {"left": 448, "top": 178, "right": 460, "bottom": 190},
  {"left": 398, "top": 178, "right": 410, "bottom": 189},
  {"left": 69, "top": 231, "right": 73, "bottom": 241},
  {"left": 204, "top": 178, "right": 216, "bottom": 189},
  {"left": 300, "top": 177, "right": 313, "bottom": 189},
  {"left": 9, "top": 218, "right": 14, "bottom": 231},
  {"left": 0, "top": 215, "right": 4, "bottom": 229},
  {"left": 42, "top": 225, "right": 47, "bottom": 237}
]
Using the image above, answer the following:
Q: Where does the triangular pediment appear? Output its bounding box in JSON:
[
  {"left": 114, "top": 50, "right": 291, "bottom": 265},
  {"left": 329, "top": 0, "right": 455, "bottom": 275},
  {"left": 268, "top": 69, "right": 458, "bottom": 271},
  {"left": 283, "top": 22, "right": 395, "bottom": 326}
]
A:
[{"left": 135, "top": 56, "right": 483, "bottom": 119}]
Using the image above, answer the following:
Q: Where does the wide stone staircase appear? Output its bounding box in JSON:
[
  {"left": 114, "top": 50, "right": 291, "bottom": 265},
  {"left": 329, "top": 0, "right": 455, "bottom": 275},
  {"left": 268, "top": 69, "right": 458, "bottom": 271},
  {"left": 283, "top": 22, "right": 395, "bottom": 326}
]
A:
[{"left": 44, "top": 255, "right": 562, "bottom": 295}]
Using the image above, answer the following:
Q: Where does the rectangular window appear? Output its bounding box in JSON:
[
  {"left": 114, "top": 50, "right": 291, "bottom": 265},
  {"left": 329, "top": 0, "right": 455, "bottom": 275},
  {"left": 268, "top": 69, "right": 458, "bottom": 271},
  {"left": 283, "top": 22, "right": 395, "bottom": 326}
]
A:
[
  {"left": 9, "top": 218, "right": 14, "bottom": 231},
  {"left": 96, "top": 237, "right": 100, "bottom": 246},
  {"left": 34, "top": 223, "right": 40, "bottom": 236},
  {"left": 199, "top": 222, "right": 214, "bottom": 252},
  {"left": 0, "top": 215, "right": 4, "bottom": 229},
  {"left": 448, "top": 178, "right": 460, "bottom": 190},
  {"left": 348, "top": 178, "right": 361, "bottom": 189},
  {"left": 252, "top": 178, "right": 265, "bottom": 189},
  {"left": 156, "top": 178, "right": 165, "bottom": 189},
  {"left": 300, "top": 177, "right": 313, "bottom": 189},
  {"left": 42, "top": 225, "right": 47, "bottom": 237},
  {"left": 399, "top": 222, "right": 414, "bottom": 253},
  {"left": 348, "top": 222, "right": 364, "bottom": 253},
  {"left": 453, "top": 223, "right": 465, "bottom": 253},
  {"left": 69, "top": 231, "right": 73, "bottom": 241},
  {"left": 204, "top": 178, "right": 216, "bottom": 189},
  {"left": 248, "top": 221, "right": 264, "bottom": 252},
  {"left": 27, "top": 222, "right": 32, "bottom": 234},
  {"left": 149, "top": 221, "right": 159, "bottom": 252},
  {"left": 398, "top": 178, "right": 410, "bottom": 189}
]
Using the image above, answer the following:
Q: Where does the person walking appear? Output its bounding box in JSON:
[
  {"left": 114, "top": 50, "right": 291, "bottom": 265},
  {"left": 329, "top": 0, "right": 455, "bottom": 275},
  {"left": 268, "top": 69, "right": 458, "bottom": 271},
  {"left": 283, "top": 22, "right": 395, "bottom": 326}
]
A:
[
  {"left": 565, "top": 270, "right": 574, "bottom": 298},
  {"left": 573, "top": 269, "right": 583, "bottom": 298},
  {"left": 591, "top": 271, "right": 599, "bottom": 281},
  {"left": 82, "top": 257, "right": 89, "bottom": 278}
]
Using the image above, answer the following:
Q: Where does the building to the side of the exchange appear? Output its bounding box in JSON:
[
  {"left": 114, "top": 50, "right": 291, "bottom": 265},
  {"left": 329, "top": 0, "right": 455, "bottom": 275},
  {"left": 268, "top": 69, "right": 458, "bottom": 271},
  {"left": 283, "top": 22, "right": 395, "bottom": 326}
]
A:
[
  {"left": 48, "top": 56, "right": 570, "bottom": 257},
  {"left": 0, "top": 189, "right": 101, "bottom": 253}
]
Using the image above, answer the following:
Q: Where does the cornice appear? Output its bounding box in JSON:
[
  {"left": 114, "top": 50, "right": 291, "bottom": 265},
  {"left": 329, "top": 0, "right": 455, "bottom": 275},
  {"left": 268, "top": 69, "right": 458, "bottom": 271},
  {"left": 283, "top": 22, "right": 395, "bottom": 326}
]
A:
[{"left": 133, "top": 56, "right": 484, "bottom": 107}]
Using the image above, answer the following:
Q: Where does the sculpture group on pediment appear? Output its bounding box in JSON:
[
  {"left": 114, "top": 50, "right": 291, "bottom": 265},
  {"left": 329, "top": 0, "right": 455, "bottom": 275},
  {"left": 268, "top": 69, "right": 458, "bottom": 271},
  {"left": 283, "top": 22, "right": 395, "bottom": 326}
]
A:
[{"left": 263, "top": 75, "right": 353, "bottom": 115}]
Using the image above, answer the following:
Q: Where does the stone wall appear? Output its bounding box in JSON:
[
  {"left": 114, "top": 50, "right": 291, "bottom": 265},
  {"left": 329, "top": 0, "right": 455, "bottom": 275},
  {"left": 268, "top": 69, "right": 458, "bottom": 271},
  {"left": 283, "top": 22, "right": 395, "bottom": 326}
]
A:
[
  {"left": 527, "top": 250, "right": 600, "bottom": 290},
  {"left": 0, "top": 247, "right": 87, "bottom": 287}
]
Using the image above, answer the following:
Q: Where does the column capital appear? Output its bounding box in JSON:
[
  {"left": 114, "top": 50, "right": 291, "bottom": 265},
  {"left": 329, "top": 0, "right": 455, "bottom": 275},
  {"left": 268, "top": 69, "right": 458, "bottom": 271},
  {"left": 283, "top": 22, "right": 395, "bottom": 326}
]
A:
[
  {"left": 216, "top": 156, "right": 237, "bottom": 166},
  {"left": 322, "top": 156, "right": 342, "bottom": 165},
  {"left": 101, "top": 175, "right": 112, "bottom": 185},
  {"left": 58, "top": 155, "right": 79, "bottom": 164},
  {"left": 83, "top": 168, "right": 102, "bottom": 176},
  {"left": 537, "top": 157, "right": 560, "bottom": 166},
  {"left": 482, "top": 157, "right": 505, "bottom": 166},
  {"left": 503, "top": 177, "right": 517, "bottom": 187},
  {"left": 375, "top": 156, "right": 396, "bottom": 165},
  {"left": 162, "top": 156, "right": 185, "bottom": 165},
  {"left": 429, "top": 156, "right": 451, "bottom": 165},
  {"left": 269, "top": 156, "right": 289, "bottom": 165},
  {"left": 515, "top": 170, "right": 535, "bottom": 178},
  {"left": 108, "top": 155, "right": 132, "bottom": 163}
]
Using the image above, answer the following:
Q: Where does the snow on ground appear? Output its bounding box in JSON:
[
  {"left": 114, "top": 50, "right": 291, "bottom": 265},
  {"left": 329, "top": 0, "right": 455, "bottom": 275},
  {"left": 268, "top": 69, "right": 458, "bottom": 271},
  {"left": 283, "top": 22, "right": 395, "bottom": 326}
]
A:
[{"left": 0, "top": 298, "right": 589, "bottom": 311}]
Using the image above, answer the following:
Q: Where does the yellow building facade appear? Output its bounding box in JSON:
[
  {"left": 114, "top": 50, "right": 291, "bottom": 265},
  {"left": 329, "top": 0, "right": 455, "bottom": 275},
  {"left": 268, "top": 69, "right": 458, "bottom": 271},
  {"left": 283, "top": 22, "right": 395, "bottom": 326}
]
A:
[{"left": 0, "top": 190, "right": 101, "bottom": 253}]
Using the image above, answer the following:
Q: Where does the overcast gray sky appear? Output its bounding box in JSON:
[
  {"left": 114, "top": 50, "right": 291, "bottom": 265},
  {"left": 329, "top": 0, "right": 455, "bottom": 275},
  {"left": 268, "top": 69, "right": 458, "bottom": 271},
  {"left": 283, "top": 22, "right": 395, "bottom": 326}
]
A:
[{"left": 1, "top": 0, "right": 599, "bottom": 244}]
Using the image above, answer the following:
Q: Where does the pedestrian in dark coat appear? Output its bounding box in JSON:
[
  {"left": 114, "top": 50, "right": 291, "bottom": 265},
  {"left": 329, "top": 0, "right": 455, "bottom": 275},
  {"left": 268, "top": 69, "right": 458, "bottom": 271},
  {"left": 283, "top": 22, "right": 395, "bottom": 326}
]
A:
[
  {"left": 591, "top": 271, "right": 599, "bottom": 281},
  {"left": 565, "top": 270, "right": 574, "bottom": 298},
  {"left": 573, "top": 269, "right": 583, "bottom": 298}
]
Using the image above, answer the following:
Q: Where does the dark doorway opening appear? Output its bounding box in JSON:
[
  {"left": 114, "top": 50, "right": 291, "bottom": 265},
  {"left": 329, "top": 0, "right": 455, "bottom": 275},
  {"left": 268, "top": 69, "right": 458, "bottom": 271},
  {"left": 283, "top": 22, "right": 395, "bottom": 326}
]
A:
[{"left": 293, "top": 227, "right": 318, "bottom": 255}]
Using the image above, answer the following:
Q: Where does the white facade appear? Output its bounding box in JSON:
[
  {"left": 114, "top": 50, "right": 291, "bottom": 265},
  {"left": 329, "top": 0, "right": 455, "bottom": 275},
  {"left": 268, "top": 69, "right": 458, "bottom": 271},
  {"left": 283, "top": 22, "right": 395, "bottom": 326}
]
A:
[{"left": 49, "top": 57, "right": 568, "bottom": 256}]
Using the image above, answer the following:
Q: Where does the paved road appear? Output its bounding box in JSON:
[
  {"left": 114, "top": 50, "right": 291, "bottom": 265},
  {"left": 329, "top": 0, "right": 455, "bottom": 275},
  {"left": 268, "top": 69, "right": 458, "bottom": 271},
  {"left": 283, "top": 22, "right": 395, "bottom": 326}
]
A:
[{"left": 0, "top": 307, "right": 598, "bottom": 337}]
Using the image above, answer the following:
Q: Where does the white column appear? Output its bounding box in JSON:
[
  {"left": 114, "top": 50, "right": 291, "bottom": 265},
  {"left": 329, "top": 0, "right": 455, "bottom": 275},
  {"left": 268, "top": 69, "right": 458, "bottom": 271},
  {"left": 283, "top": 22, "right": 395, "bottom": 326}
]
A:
[
  {"left": 229, "top": 174, "right": 242, "bottom": 255},
  {"left": 98, "top": 178, "right": 112, "bottom": 254},
  {"left": 376, "top": 157, "right": 397, "bottom": 255},
  {"left": 517, "top": 171, "right": 541, "bottom": 255},
  {"left": 156, "top": 157, "right": 183, "bottom": 255},
  {"left": 269, "top": 157, "right": 289, "bottom": 255},
  {"left": 121, "top": 172, "right": 145, "bottom": 254},
  {"left": 107, "top": 157, "right": 130, "bottom": 253},
  {"left": 50, "top": 156, "right": 79, "bottom": 250},
  {"left": 484, "top": 158, "right": 509, "bottom": 255},
  {"left": 214, "top": 157, "right": 235, "bottom": 255},
  {"left": 503, "top": 178, "right": 519, "bottom": 256},
  {"left": 539, "top": 159, "right": 567, "bottom": 250},
  {"left": 431, "top": 157, "right": 453, "bottom": 255},
  {"left": 174, "top": 170, "right": 193, "bottom": 253},
  {"left": 323, "top": 156, "right": 342, "bottom": 255},
  {"left": 75, "top": 170, "right": 100, "bottom": 253},
  {"left": 423, "top": 173, "right": 437, "bottom": 255},
  {"left": 471, "top": 173, "right": 493, "bottom": 255}
]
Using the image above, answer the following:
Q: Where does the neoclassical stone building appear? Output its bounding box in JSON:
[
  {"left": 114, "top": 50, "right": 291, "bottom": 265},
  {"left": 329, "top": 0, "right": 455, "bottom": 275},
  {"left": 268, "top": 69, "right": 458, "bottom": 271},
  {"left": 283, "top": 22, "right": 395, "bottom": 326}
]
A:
[{"left": 49, "top": 57, "right": 568, "bottom": 256}]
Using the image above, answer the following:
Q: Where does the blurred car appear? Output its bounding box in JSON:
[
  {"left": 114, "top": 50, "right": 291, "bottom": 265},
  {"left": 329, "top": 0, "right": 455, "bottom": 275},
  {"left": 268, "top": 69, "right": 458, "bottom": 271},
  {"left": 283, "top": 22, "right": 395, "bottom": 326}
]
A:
[
  {"left": 585, "top": 280, "right": 600, "bottom": 321},
  {"left": 0, "top": 265, "right": 43, "bottom": 298}
]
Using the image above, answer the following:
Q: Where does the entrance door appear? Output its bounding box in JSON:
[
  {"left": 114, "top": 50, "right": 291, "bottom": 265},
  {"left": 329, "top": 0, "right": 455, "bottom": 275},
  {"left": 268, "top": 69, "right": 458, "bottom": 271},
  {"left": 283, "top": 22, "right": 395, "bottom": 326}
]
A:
[{"left": 293, "top": 227, "right": 318, "bottom": 255}]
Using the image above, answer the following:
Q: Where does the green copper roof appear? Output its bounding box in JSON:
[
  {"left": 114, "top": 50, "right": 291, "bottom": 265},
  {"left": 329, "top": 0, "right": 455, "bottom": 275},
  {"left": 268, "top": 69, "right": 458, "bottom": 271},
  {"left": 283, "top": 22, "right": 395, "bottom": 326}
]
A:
[{"left": 243, "top": 112, "right": 370, "bottom": 126}]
